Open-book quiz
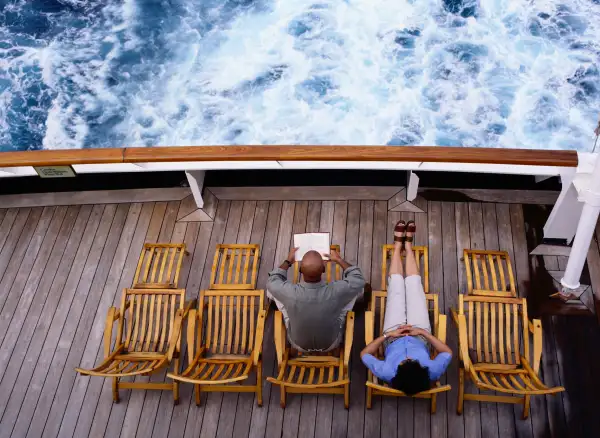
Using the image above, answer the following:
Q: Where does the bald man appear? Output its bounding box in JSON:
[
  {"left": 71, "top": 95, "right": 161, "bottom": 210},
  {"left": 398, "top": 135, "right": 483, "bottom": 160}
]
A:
[{"left": 267, "top": 248, "right": 366, "bottom": 352}]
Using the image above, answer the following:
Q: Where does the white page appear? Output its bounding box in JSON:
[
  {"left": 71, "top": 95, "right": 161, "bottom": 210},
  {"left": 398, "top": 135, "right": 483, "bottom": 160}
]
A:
[{"left": 293, "top": 233, "right": 331, "bottom": 261}]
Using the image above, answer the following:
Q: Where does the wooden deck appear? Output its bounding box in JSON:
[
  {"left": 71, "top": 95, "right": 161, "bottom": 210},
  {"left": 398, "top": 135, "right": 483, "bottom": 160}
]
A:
[{"left": 0, "top": 197, "right": 599, "bottom": 438}]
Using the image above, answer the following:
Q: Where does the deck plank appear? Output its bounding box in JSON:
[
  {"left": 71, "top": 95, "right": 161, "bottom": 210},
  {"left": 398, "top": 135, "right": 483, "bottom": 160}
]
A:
[
  {"left": 179, "top": 202, "right": 232, "bottom": 438},
  {"left": 0, "top": 208, "right": 34, "bottom": 292},
  {"left": 314, "top": 200, "right": 336, "bottom": 438},
  {"left": 540, "top": 315, "right": 567, "bottom": 438},
  {"left": 12, "top": 204, "right": 118, "bottom": 438},
  {"left": 0, "top": 194, "right": 594, "bottom": 438},
  {"left": 297, "top": 200, "right": 321, "bottom": 438},
  {"left": 0, "top": 207, "right": 50, "bottom": 316},
  {"left": 57, "top": 203, "right": 142, "bottom": 438},
  {"left": 0, "top": 206, "right": 68, "bottom": 361},
  {"left": 412, "top": 207, "right": 430, "bottom": 438},
  {"left": 331, "top": 201, "right": 359, "bottom": 438},
  {"left": 0, "top": 208, "right": 19, "bottom": 255},
  {"left": 84, "top": 203, "right": 155, "bottom": 438},
  {"left": 455, "top": 203, "right": 482, "bottom": 438},
  {"left": 38, "top": 203, "right": 130, "bottom": 438},
  {"left": 14, "top": 203, "right": 117, "bottom": 438},
  {"left": 136, "top": 213, "right": 200, "bottom": 437},
  {"left": 345, "top": 200, "right": 364, "bottom": 438},
  {"left": 115, "top": 201, "right": 178, "bottom": 438},
  {"left": 440, "top": 202, "right": 465, "bottom": 438},
  {"left": 428, "top": 201, "right": 448, "bottom": 438},
  {"left": 231, "top": 201, "right": 269, "bottom": 438},
  {"left": 280, "top": 201, "right": 306, "bottom": 438},
  {"left": 102, "top": 202, "right": 169, "bottom": 438},
  {"left": 0, "top": 206, "right": 76, "bottom": 419},
  {"left": 215, "top": 200, "right": 254, "bottom": 438},
  {"left": 479, "top": 203, "right": 501, "bottom": 438},
  {"left": 494, "top": 204, "right": 519, "bottom": 438},
  {"left": 0, "top": 205, "right": 102, "bottom": 438},
  {"left": 361, "top": 201, "right": 381, "bottom": 438},
  {"left": 264, "top": 201, "right": 296, "bottom": 438},
  {"left": 509, "top": 204, "right": 537, "bottom": 438},
  {"left": 0, "top": 205, "right": 85, "bottom": 421},
  {"left": 248, "top": 201, "right": 284, "bottom": 438}
]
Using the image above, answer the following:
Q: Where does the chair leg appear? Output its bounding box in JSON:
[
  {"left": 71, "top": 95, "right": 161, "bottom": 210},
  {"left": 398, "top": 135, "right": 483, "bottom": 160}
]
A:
[
  {"left": 431, "top": 394, "right": 437, "bottom": 414},
  {"left": 366, "top": 387, "right": 372, "bottom": 409},
  {"left": 344, "top": 383, "right": 350, "bottom": 409},
  {"left": 457, "top": 367, "right": 465, "bottom": 415},
  {"left": 257, "top": 361, "right": 263, "bottom": 407},
  {"left": 280, "top": 386, "right": 286, "bottom": 409},
  {"left": 195, "top": 384, "right": 202, "bottom": 406},
  {"left": 523, "top": 395, "right": 531, "bottom": 419},
  {"left": 112, "top": 377, "right": 120, "bottom": 403},
  {"left": 173, "top": 381, "right": 179, "bottom": 405}
]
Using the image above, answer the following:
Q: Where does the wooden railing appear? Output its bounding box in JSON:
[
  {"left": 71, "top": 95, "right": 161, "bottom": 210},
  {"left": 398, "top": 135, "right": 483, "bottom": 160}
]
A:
[{"left": 0, "top": 146, "right": 579, "bottom": 167}]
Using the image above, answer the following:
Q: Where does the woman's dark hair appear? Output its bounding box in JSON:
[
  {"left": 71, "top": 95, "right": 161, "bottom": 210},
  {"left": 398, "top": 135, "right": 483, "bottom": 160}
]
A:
[{"left": 390, "top": 360, "right": 430, "bottom": 395}]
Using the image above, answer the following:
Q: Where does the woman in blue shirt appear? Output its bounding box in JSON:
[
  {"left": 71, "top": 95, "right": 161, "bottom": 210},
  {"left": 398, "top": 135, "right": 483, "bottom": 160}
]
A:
[{"left": 360, "top": 220, "right": 452, "bottom": 395}]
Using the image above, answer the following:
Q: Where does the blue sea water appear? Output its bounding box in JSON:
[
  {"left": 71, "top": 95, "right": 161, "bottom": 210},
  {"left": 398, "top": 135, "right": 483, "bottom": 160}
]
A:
[{"left": 0, "top": 0, "right": 599, "bottom": 151}]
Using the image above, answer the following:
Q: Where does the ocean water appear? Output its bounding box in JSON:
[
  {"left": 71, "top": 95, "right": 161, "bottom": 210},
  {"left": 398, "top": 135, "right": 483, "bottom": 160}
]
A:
[{"left": 0, "top": 0, "right": 599, "bottom": 151}]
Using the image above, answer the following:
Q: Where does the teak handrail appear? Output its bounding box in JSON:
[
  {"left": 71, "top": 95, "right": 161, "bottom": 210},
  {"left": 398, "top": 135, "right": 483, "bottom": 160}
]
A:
[{"left": 0, "top": 146, "right": 579, "bottom": 168}]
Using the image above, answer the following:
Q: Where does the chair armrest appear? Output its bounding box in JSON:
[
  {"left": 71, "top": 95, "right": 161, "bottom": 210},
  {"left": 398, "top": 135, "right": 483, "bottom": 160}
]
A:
[
  {"left": 530, "top": 318, "right": 543, "bottom": 374},
  {"left": 450, "top": 308, "right": 459, "bottom": 326},
  {"left": 253, "top": 310, "right": 267, "bottom": 366},
  {"left": 186, "top": 309, "right": 198, "bottom": 361},
  {"left": 456, "top": 314, "right": 472, "bottom": 372},
  {"left": 274, "top": 311, "right": 285, "bottom": 367},
  {"left": 436, "top": 314, "right": 447, "bottom": 344},
  {"left": 365, "top": 311, "right": 374, "bottom": 345},
  {"left": 343, "top": 312, "right": 355, "bottom": 367},
  {"left": 103, "top": 307, "right": 120, "bottom": 358},
  {"left": 182, "top": 299, "right": 196, "bottom": 318},
  {"left": 167, "top": 309, "right": 186, "bottom": 362}
]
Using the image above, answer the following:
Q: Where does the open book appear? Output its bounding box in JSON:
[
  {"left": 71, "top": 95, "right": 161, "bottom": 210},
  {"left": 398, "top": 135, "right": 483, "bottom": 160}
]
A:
[{"left": 293, "top": 233, "right": 331, "bottom": 261}]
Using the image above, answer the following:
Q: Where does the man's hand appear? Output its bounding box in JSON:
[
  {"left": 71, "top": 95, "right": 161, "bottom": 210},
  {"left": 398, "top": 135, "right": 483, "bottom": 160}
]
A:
[
  {"left": 327, "top": 250, "right": 342, "bottom": 264},
  {"left": 287, "top": 247, "right": 299, "bottom": 264}
]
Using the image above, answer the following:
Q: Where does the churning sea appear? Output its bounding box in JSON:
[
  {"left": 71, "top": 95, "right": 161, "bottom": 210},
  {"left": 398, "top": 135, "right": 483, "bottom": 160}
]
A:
[{"left": 0, "top": 0, "right": 599, "bottom": 151}]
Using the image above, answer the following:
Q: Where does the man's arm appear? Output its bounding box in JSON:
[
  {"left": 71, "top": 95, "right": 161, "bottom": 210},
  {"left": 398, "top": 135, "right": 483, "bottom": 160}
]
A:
[
  {"left": 327, "top": 250, "right": 366, "bottom": 292},
  {"left": 267, "top": 247, "right": 298, "bottom": 298}
]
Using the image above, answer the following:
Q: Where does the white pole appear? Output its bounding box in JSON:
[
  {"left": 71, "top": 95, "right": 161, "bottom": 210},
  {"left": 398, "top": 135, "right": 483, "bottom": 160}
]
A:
[{"left": 560, "top": 153, "right": 600, "bottom": 292}]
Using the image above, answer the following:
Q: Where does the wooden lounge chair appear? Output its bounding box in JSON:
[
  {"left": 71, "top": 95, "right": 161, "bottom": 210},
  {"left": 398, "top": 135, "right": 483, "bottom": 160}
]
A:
[
  {"left": 452, "top": 294, "right": 564, "bottom": 418},
  {"left": 75, "top": 288, "right": 194, "bottom": 403},
  {"left": 210, "top": 244, "right": 260, "bottom": 290},
  {"left": 267, "top": 310, "right": 354, "bottom": 408},
  {"left": 463, "top": 249, "right": 516, "bottom": 297},
  {"left": 167, "top": 289, "right": 266, "bottom": 406},
  {"left": 365, "top": 291, "right": 450, "bottom": 412},
  {"left": 381, "top": 244, "right": 429, "bottom": 292},
  {"left": 132, "top": 243, "right": 187, "bottom": 289},
  {"left": 292, "top": 244, "right": 342, "bottom": 283}
]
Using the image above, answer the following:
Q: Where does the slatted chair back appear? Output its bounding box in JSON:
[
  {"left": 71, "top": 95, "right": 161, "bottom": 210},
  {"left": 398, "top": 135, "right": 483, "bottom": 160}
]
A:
[
  {"left": 463, "top": 249, "right": 516, "bottom": 297},
  {"left": 370, "top": 290, "right": 438, "bottom": 346},
  {"left": 381, "top": 245, "right": 429, "bottom": 292},
  {"left": 292, "top": 245, "right": 342, "bottom": 284},
  {"left": 210, "top": 244, "right": 260, "bottom": 290},
  {"left": 132, "top": 243, "right": 187, "bottom": 289},
  {"left": 121, "top": 288, "right": 186, "bottom": 353},
  {"left": 458, "top": 294, "right": 529, "bottom": 366},
  {"left": 198, "top": 290, "right": 265, "bottom": 355}
]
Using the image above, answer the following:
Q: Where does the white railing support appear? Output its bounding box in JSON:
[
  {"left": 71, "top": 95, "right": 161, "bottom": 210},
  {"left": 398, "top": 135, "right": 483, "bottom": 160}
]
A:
[{"left": 560, "top": 154, "right": 600, "bottom": 293}]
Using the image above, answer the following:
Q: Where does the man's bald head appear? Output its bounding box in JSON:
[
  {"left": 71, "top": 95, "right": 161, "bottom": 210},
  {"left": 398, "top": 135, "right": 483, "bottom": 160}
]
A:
[{"left": 300, "top": 250, "right": 325, "bottom": 282}]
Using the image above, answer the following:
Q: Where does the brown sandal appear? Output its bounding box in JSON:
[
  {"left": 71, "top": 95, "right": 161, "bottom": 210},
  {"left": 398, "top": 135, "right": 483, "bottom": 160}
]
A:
[
  {"left": 405, "top": 220, "right": 416, "bottom": 243},
  {"left": 394, "top": 220, "right": 406, "bottom": 243}
]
